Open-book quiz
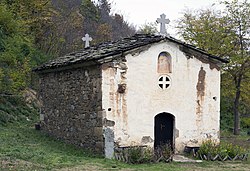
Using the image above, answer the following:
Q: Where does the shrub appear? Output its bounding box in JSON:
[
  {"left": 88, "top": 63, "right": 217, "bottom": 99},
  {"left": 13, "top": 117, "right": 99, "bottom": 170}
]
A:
[
  {"left": 242, "top": 117, "right": 250, "bottom": 129},
  {"left": 198, "top": 140, "right": 248, "bottom": 160},
  {"left": 198, "top": 139, "right": 218, "bottom": 157},
  {"left": 127, "top": 146, "right": 143, "bottom": 164},
  {"left": 115, "top": 144, "right": 173, "bottom": 164},
  {"left": 139, "top": 147, "right": 154, "bottom": 163},
  {"left": 122, "top": 146, "right": 154, "bottom": 164},
  {"left": 154, "top": 144, "right": 173, "bottom": 162}
]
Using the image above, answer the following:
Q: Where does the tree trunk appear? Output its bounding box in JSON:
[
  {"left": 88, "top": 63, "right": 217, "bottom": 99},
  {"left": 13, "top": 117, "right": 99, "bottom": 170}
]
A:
[
  {"left": 233, "top": 75, "right": 242, "bottom": 135},
  {"left": 233, "top": 23, "right": 245, "bottom": 135},
  {"left": 233, "top": 89, "right": 241, "bottom": 135}
]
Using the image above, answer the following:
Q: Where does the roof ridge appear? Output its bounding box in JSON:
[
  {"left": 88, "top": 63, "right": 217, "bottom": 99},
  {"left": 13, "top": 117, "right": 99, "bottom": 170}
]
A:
[{"left": 33, "top": 33, "right": 227, "bottom": 72}]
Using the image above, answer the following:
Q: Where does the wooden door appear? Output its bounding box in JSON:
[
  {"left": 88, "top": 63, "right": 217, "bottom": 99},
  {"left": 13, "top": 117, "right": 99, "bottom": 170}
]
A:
[{"left": 154, "top": 113, "right": 174, "bottom": 149}]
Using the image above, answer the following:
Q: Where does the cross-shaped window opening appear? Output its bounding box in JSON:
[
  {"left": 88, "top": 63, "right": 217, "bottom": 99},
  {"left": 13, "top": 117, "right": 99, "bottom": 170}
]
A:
[{"left": 158, "top": 76, "right": 171, "bottom": 89}]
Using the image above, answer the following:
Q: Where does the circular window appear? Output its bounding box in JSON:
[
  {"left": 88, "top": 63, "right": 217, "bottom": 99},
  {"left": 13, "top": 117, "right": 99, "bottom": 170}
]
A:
[{"left": 158, "top": 75, "right": 171, "bottom": 89}]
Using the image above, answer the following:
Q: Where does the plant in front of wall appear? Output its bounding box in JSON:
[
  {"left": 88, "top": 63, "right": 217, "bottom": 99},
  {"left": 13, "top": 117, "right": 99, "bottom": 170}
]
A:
[
  {"left": 122, "top": 146, "right": 154, "bottom": 164},
  {"left": 114, "top": 143, "right": 173, "bottom": 164},
  {"left": 198, "top": 139, "right": 218, "bottom": 159},
  {"left": 154, "top": 144, "right": 174, "bottom": 162},
  {"left": 198, "top": 140, "right": 248, "bottom": 161}
]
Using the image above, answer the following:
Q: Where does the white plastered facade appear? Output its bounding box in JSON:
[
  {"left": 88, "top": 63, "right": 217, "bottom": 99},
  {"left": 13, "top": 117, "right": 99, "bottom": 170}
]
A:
[{"left": 102, "top": 41, "right": 220, "bottom": 157}]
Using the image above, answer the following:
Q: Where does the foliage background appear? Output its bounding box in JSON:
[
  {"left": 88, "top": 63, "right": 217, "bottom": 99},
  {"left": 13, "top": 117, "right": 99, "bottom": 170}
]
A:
[{"left": 0, "top": 0, "right": 135, "bottom": 95}]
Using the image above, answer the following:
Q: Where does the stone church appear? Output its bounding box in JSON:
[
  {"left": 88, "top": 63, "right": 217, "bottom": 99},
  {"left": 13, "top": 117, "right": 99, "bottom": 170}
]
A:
[{"left": 34, "top": 33, "right": 227, "bottom": 158}]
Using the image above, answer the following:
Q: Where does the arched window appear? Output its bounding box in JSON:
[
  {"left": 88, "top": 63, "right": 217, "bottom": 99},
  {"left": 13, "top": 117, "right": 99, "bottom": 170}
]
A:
[{"left": 157, "top": 52, "right": 172, "bottom": 73}]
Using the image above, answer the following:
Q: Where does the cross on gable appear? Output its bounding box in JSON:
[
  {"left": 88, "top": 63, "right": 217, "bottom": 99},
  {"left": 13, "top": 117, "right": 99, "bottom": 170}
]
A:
[
  {"left": 156, "top": 13, "right": 170, "bottom": 35},
  {"left": 82, "top": 33, "right": 93, "bottom": 48}
]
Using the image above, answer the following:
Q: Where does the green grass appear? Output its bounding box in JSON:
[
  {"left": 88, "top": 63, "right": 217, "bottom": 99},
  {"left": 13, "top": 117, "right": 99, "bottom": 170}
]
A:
[
  {"left": 0, "top": 124, "right": 96, "bottom": 170},
  {"left": 0, "top": 123, "right": 188, "bottom": 170},
  {"left": 0, "top": 96, "right": 38, "bottom": 126},
  {"left": 1, "top": 123, "right": 249, "bottom": 170}
]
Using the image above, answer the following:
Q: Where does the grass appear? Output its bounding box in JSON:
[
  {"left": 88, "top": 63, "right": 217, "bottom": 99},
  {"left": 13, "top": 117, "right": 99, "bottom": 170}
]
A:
[
  {"left": 0, "top": 96, "right": 250, "bottom": 170},
  {"left": 221, "top": 130, "right": 250, "bottom": 150},
  {"left": 0, "top": 123, "right": 187, "bottom": 170},
  {"left": 1, "top": 123, "right": 250, "bottom": 170}
]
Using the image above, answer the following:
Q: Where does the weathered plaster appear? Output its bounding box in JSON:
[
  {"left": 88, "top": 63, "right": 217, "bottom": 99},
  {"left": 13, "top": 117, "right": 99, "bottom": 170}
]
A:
[
  {"left": 179, "top": 45, "right": 221, "bottom": 70},
  {"left": 102, "top": 41, "right": 220, "bottom": 156}
]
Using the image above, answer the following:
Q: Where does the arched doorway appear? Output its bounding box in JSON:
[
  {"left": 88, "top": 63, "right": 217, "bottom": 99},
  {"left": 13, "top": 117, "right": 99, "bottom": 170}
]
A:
[{"left": 154, "top": 113, "right": 174, "bottom": 149}]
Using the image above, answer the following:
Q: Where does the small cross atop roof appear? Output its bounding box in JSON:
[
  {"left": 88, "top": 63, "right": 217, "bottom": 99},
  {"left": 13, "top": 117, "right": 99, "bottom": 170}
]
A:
[
  {"left": 156, "top": 13, "right": 170, "bottom": 35},
  {"left": 82, "top": 34, "right": 92, "bottom": 48}
]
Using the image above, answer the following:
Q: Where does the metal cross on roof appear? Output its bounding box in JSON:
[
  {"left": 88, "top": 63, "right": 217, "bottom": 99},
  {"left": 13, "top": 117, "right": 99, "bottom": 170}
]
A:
[
  {"left": 82, "top": 33, "right": 92, "bottom": 48},
  {"left": 156, "top": 13, "right": 170, "bottom": 35}
]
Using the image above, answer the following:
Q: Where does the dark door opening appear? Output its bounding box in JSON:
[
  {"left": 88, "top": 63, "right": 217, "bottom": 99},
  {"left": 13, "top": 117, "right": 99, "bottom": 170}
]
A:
[{"left": 154, "top": 113, "right": 174, "bottom": 149}]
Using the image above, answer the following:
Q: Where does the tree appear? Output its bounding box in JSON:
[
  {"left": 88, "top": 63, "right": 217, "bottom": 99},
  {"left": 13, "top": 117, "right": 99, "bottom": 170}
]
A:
[
  {"left": 138, "top": 22, "right": 158, "bottom": 34},
  {"left": 96, "top": 23, "right": 112, "bottom": 43},
  {"left": 177, "top": 9, "right": 236, "bottom": 57},
  {"left": 111, "top": 13, "right": 136, "bottom": 40},
  {"left": 2, "top": 0, "right": 54, "bottom": 47},
  {"left": 0, "top": 4, "right": 33, "bottom": 94},
  {"left": 80, "top": 0, "right": 100, "bottom": 39},
  {"left": 98, "top": 0, "right": 111, "bottom": 24},
  {"left": 79, "top": 0, "right": 135, "bottom": 44},
  {"left": 223, "top": 0, "right": 250, "bottom": 135},
  {"left": 177, "top": 0, "right": 250, "bottom": 135},
  {"left": 0, "top": 0, "right": 53, "bottom": 94},
  {"left": 0, "top": 0, "right": 136, "bottom": 94}
]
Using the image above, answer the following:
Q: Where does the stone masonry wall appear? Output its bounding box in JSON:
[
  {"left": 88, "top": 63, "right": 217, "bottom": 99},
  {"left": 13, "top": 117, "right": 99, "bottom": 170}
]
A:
[{"left": 39, "top": 65, "right": 103, "bottom": 154}]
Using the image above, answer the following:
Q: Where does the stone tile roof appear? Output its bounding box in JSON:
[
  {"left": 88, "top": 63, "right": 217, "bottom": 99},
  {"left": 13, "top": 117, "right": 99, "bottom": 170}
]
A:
[{"left": 33, "top": 34, "right": 228, "bottom": 72}]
